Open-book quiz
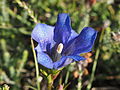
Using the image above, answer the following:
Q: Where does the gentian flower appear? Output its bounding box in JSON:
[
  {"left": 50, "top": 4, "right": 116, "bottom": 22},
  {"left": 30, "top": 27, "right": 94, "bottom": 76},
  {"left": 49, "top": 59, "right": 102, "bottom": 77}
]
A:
[{"left": 31, "top": 13, "right": 97, "bottom": 69}]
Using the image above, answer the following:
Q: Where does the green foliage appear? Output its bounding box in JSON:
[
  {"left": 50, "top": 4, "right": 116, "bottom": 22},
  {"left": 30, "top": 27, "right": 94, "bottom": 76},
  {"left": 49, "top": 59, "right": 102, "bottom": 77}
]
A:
[{"left": 0, "top": 0, "right": 120, "bottom": 89}]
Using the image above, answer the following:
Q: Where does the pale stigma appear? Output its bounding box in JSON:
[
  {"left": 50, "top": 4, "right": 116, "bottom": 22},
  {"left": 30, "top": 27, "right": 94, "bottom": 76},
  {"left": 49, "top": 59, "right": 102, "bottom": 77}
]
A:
[{"left": 57, "top": 43, "right": 64, "bottom": 54}]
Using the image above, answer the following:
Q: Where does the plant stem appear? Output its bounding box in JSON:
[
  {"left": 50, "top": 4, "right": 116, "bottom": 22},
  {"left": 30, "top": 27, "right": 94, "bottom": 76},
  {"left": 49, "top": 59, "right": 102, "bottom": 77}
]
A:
[
  {"left": 15, "top": 0, "right": 38, "bottom": 24},
  {"left": 47, "top": 74, "right": 53, "bottom": 90},
  {"left": 48, "top": 83, "right": 52, "bottom": 90},
  {"left": 77, "top": 75, "right": 82, "bottom": 90},
  {"left": 77, "top": 64, "right": 83, "bottom": 90},
  {"left": 31, "top": 38, "right": 40, "bottom": 90},
  {"left": 65, "top": 71, "right": 70, "bottom": 84},
  {"left": 87, "top": 29, "right": 104, "bottom": 90},
  {"left": 86, "top": 48, "right": 100, "bottom": 90}
]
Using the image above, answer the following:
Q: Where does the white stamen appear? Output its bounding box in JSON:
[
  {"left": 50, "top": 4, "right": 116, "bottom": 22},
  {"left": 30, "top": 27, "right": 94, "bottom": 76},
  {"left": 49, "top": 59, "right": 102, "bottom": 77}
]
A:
[{"left": 57, "top": 43, "right": 64, "bottom": 54}]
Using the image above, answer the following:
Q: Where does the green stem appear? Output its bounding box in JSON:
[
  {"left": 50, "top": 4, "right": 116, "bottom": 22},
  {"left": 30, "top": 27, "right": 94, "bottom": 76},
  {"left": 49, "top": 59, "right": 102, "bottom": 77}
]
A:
[
  {"left": 65, "top": 71, "right": 70, "bottom": 84},
  {"left": 87, "top": 29, "right": 104, "bottom": 90},
  {"left": 31, "top": 38, "right": 40, "bottom": 90},
  {"left": 86, "top": 48, "right": 100, "bottom": 90},
  {"left": 77, "top": 76, "right": 82, "bottom": 90},
  {"left": 48, "top": 83, "right": 52, "bottom": 90},
  {"left": 47, "top": 74, "right": 53, "bottom": 90},
  {"left": 77, "top": 65, "right": 83, "bottom": 90}
]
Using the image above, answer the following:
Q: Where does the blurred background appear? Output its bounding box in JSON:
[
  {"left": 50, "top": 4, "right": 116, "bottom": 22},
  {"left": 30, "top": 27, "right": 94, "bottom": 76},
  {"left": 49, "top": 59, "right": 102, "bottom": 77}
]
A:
[{"left": 0, "top": 0, "right": 120, "bottom": 90}]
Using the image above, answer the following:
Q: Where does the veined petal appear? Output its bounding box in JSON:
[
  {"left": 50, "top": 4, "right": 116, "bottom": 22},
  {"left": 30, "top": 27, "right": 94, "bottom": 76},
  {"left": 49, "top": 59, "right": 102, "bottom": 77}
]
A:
[
  {"left": 37, "top": 52, "right": 53, "bottom": 69},
  {"left": 31, "top": 23, "right": 55, "bottom": 51},
  {"left": 64, "top": 27, "right": 98, "bottom": 55},
  {"left": 53, "top": 55, "right": 85, "bottom": 69},
  {"left": 54, "top": 13, "right": 72, "bottom": 44}
]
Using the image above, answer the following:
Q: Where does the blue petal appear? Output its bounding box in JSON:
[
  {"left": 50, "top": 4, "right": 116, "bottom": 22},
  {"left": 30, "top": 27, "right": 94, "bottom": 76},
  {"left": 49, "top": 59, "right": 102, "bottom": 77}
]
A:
[
  {"left": 68, "top": 29, "right": 78, "bottom": 41},
  {"left": 54, "top": 13, "right": 72, "bottom": 44},
  {"left": 62, "top": 29, "right": 78, "bottom": 53},
  {"left": 53, "top": 55, "right": 85, "bottom": 69},
  {"left": 31, "top": 23, "right": 55, "bottom": 51},
  {"left": 35, "top": 44, "right": 42, "bottom": 52},
  {"left": 37, "top": 52, "right": 53, "bottom": 69},
  {"left": 53, "top": 56, "right": 72, "bottom": 69},
  {"left": 66, "top": 55, "right": 86, "bottom": 61},
  {"left": 35, "top": 45, "right": 53, "bottom": 69},
  {"left": 64, "top": 27, "right": 98, "bottom": 55}
]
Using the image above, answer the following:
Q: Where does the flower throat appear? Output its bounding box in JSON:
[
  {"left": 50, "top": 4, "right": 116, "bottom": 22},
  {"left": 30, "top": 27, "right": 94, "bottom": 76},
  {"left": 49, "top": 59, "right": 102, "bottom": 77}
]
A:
[{"left": 52, "top": 43, "right": 64, "bottom": 62}]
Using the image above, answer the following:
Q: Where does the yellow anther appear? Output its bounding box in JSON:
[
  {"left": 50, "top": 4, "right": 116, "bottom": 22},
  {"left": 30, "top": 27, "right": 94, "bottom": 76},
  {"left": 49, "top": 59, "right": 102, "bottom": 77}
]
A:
[{"left": 57, "top": 43, "right": 64, "bottom": 54}]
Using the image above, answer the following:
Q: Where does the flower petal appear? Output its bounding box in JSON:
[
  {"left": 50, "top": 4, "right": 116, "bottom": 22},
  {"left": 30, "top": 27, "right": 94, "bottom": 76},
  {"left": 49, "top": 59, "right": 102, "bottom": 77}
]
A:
[
  {"left": 31, "top": 23, "right": 55, "bottom": 51},
  {"left": 35, "top": 44, "right": 42, "bottom": 52},
  {"left": 66, "top": 55, "right": 86, "bottom": 61},
  {"left": 53, "top": 56, "right": 72, "bottom": 69},
  {"left": 64, "top": 27, "right": 98, "bottom": 55},
  {"left": 53, "top": 55, "right": 85, "bottom": 69},
  {"left": 54, "top": 13, "right": 72, "bottom": 44},
  {"left": 37, "top": 52, "right": 53, "bottom": 69},
  {"left": 68, "top": 29, "right": 78, "bottom": 41}
]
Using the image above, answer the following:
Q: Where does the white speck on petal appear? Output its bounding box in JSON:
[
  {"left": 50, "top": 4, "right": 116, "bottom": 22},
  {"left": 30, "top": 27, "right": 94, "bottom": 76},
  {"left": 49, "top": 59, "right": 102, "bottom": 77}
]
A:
[{"left": 57, "top": 43, "right": 64, "bottom": 54}]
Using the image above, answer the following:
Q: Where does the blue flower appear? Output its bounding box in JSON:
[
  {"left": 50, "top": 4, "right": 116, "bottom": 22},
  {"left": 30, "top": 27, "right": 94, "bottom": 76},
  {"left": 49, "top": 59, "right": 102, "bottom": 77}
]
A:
[{"left": 31, "top": 13, "right": 98, "bottom": 69}]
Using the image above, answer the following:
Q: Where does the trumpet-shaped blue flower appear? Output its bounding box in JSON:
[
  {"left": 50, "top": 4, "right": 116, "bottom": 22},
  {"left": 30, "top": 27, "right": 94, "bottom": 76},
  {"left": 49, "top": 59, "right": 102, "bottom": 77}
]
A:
[{"left": 31, "top": 13, "right": 98, "bottom": 69}]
